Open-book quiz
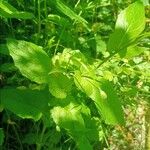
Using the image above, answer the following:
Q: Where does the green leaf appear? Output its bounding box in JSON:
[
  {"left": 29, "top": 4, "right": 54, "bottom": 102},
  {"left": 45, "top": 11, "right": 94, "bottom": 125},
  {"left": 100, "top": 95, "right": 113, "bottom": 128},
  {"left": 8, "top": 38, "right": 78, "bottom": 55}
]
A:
[
  {"left": 51, "top": 102, "right": 93, "bottom": 150},
  {"left": 10, "top": 12, "right": 34, "bottom": 19},
  {"left": 0, "top": 44, "right": 9, "bottom": 55},
  {"left": 74, "top": 68, "right": 125, "bottom": 125},
  {"left": 140, "top": 0, "right": 150, "bottom": 6},
  {"left": 7, "top": 39, "right": 51, "bottom": 84},
  {"left": 107, "top": 1, "right": 145, "bottom": 53},
  {"left": 74, "top": 65, "right": 99, "bottom": 98},
  {"left": 0, "top": 88, "right": 49, "bottom": 121},
  {"left": 48, "top": 14, "right": 70, "bottom": 27},
  {"left": 124, "top": 46, "right": 146, "bottom": 59},
  {"left": 0, "top": 128, "right": 4, "bottom": 145},
  {"left": 0, "top": 1, "right": 34, "bottom": 19},
  {"left": 52, "top": 48, "right": 87, "bottom": 70},
  {"left": 74, "top": 70, "right": 98, "bottom": 97},
  {"left": 95, "top": 35, "right": 106, "bottom": 55},
  {"left": 77, "top": 136, "right": 93, "bottom": 150},
  {"left": 54, "top": 0, "right": 89, "bottom": 30},
  {"left": 98, "top": 81, "right": 125, "bottom": 125},
  {"left": 51, "top": 103, "right": 85, "bottom": 131},
  {"left": 48, "top": 72, "right": 72, "bottom": 99}
]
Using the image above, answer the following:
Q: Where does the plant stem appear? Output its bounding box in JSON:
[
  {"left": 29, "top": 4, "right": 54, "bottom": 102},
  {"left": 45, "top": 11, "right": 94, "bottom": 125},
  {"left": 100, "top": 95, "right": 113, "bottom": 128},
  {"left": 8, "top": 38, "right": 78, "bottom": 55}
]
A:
[
  {"left": 6, "top": 111, "right": 23, "bottom": 150},
  {"left": 9, "top": 19, "right": 15, "bottom": 38},
  {"left": 37, "top": 0, "right": 41, "bottom": 34},
  {"left": 96, "top": 38, "right": 142, "bottom": 69},
  {"left": 97, "top": 52, "right": 116, "bottom": 69},
  {"left": 54, "top": 25, "right": 66, "bottom": 55},
  {"left": 44, "top": 0, "right": 48, "bottom": 19},
  {"left": 36, "top": 125, "right": 46, "bottom": 150},
  {"left": 12, "top": 125, "right": 24, "bottom": 150}
]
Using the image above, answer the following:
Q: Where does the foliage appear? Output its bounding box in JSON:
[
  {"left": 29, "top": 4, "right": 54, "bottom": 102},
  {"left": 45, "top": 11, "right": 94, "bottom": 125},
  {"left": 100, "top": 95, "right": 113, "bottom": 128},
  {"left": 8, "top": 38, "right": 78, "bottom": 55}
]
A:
[
  {"left": 0, "top": 0, "right": 149, "bottom": 149},
  {"left": 0, "top": 128, "right": 4, "bottom": 145}
]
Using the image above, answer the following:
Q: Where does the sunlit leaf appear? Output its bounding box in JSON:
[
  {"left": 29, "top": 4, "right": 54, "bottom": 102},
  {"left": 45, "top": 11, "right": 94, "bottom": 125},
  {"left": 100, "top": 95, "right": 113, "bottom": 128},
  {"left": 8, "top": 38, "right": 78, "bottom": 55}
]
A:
[
  {"left": 98, "top": 80, "right": 125, "bottom": 125},
  {"left": 51, "top": 103, "right": 85, "bottom": 130},
  {"left": 49, "top": 72, "right": 72, "bottom": 99},
  {"left": 74, "top": 67, "right": 125, "bottom": 125},
  {"left": 51, "top": 102, "right": 94, "bottom": 150},
  {"left": 107, "top": 1, "right": 145, "bottom": 53},
  {"left": 0, "top": 1, "right": 34, "bottom": 19},
  {"left": 7, "top": 39, "right": 51, "bottom": 84}
]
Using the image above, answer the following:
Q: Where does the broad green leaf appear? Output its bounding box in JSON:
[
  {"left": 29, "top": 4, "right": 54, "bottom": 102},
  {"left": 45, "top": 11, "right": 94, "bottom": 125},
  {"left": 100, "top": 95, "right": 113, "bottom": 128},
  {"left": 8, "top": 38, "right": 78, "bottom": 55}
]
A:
[
  {"left": 51, "top": 103, "right": 85, "bottom": 130},
  {"left": 51, "top": 103, "right": 93, "bottom": 150},
  {"left": 81, "top": 115, "right": 99, "bottom": 142},
  {"left": 74, "top": 70, "right": 98, "bottom": 97},
  {"left": 107, "top": 1, "right": 145, "bottom": 53},
  {"left": 74, "top": 68, "right": 125, "bottom": 125},
  {"left": 7, "top": 39, "right": 51, "bottom": 84},
  {"left": 74, "top": 65, "right": 99, "bottom": 97},
  {"left": 0, "top": 88, "right": 49, "bottom": 121},
  {"left": 77, "top": 136, "right": 92, "bottom": 150},
  {"left": 98, "top": 80, "right": 125, "bottom": 125},
  {"left": 48, "top": 72, "right": 72, "bottom": 99},
  {"left": 0, "top": 1, "right": 34, "bottom": 19},
  {"left": 0, "top": 128, "right": 4, "bottom": 145}
]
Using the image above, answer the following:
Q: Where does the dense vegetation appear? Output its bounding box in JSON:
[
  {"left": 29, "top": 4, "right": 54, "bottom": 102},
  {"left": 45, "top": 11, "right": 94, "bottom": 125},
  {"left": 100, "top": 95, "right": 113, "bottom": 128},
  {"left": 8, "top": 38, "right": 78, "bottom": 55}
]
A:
[{"left": 0, "top": 0, "right": 150, "bottom": 150}]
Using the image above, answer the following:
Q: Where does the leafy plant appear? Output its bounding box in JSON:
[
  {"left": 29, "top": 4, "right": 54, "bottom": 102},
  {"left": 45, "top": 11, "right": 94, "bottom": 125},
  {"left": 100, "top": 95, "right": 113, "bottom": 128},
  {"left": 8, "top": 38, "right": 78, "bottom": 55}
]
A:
[
  {"left": 0, "top": 0, "right": 149, "bottom": 149},
  {"left": 0, "top": 1, "right": 34, "bottom": 19}
]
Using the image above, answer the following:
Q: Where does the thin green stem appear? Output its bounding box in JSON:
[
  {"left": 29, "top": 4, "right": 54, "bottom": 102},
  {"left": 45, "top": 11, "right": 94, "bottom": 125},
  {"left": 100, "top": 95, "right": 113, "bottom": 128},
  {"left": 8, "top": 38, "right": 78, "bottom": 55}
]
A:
[
  {"left": 96, "top": 38, "right": 142, "bottom": 69},
  {"left": 6, "top": 111, "right": 23, "bottom": 150},
  {"left": 101, "top": 124, "right": 109, "bottom": 148},
  {"left": 12, "top": 125, "right": 23, "bottom": 150},
  {"left": 9, "top": 19, "right": 15, "bottom": 38},
  {"left": 54, "top": 25, "right": 66, "bottom": 55},
  {"left": 97, "top": 52, "right": 116, "bottom": 69},
  {"left": 36, "top": 124, "right": 46, "bottom": 150},
  {"left": 44, "top": 0, "right": 48, "bottom": 19},
  {"left": 37, "top": 0, "right": 41, "bottom": 34}
]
